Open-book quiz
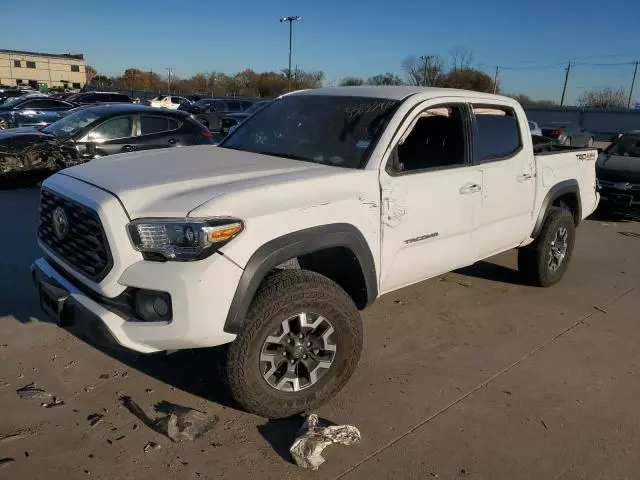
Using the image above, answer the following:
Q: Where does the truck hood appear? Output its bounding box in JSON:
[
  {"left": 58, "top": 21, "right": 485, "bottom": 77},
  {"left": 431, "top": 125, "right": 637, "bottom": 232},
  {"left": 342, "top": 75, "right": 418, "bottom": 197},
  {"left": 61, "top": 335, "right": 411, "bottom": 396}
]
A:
[{"left": 60, "top": 145, "right": 342, "bottom": 218}]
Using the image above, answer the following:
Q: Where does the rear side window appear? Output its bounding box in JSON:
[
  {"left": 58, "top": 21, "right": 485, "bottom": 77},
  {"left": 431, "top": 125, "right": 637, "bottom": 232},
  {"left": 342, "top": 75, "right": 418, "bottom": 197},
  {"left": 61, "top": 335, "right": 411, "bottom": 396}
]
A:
[
  {"left": 22, "top": 99, "right": 69, "bottom": 109},
  {"left": 213, "top": 100, "right": 228, "bottom": 111},
  {"left": 140, "top": 116, "right": 180, "bottom": 135},
  {"left": 79, "top": 94, "right": 95, "bottom": 103},
  {"left": 170, "top": 97, "right": 181, "bottom": 104},
  {"left": 473, "top": 106, "right": 521, "bottom": 162}
]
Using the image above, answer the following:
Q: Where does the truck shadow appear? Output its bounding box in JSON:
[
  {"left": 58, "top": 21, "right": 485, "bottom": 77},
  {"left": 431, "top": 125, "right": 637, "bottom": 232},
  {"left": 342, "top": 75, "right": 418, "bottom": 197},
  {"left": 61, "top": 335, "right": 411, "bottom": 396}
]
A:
[
  {"left": 455, "top": 261, "right": 532, "bottom": 287},
  {"left": 84, "top": 341, "right": 243, "bottom": 411},
  {"left": 0, "top": 187, "right": 44, "bottom": 324}
]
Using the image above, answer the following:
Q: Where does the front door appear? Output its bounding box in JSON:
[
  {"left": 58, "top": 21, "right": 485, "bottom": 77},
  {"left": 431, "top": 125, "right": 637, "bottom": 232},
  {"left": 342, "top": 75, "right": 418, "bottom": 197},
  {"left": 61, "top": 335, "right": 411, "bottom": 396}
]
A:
[
  {"left": 379, "top": 102, "right": 482, "bottom": 293},
  {"left": 78, "top": 115, "right": 136, "bottom": 157}
]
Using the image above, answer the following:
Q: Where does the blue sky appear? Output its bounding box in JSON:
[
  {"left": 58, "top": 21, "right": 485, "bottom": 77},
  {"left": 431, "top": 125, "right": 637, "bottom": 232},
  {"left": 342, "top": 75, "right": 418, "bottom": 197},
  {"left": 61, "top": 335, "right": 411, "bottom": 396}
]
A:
[{"left": 2, "top": 0, "right": 639, "bottom": 104}]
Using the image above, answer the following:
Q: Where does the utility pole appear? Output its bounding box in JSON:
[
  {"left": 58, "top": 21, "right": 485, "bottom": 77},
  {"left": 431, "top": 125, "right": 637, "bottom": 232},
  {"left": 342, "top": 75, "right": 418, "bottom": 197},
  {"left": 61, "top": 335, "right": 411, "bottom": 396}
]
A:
[
  {"left": 280, "top": 16, "right": 302, "bottom": 92},
  {"left": 493, "top": 66, "right": 499, "bottom": 94},
  {"left": 560, "top": 62, "right": 571, "bottom": 106},
  {"left": 165, "top": 67, "right": 173, "bottom": 94},
  {"left": 628, "top": 61, "right": 638, "bottom": 109},
  {"left": 419, "top": 55, "right": 434, "bottom": 87}
]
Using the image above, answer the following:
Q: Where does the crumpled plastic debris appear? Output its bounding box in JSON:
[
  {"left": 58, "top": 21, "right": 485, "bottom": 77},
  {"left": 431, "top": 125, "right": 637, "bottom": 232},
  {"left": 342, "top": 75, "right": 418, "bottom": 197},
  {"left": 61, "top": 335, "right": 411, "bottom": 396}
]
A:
[
  {"left": 119, "top": 396, "right": 218, "bottom": 443},
  {"left": 289, "top": 414, "right": 361, "bottom": 470},
  {"left": 87, "top": 413, "right": 104, "bottom": 427}
]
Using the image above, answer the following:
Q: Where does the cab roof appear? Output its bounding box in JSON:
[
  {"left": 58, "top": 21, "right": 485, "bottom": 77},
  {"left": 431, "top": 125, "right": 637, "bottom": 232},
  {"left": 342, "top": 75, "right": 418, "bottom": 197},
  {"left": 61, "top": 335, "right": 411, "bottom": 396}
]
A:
[{"left": 290, "top": 86, "right": 514, "bottom": 103}]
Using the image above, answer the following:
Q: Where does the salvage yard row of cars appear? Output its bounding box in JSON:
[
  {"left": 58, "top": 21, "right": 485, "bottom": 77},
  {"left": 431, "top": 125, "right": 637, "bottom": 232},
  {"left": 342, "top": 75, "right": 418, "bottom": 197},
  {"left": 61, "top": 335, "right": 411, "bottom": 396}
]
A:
[{"left": 0, "top": 87, "right": 268, "bottom": 181}]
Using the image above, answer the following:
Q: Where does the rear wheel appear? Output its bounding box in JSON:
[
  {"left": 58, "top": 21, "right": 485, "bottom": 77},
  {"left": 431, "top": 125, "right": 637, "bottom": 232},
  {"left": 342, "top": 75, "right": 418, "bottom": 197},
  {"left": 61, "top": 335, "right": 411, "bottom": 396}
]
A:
[
  {"left": 0, "top": 117, "right": 8, "bottom": 130},
  {"left": 225, "top": 269, "right": 363, "bottom": 418},
  {"left": 518, "top": 207, "right": 575, "bottom": 287}
]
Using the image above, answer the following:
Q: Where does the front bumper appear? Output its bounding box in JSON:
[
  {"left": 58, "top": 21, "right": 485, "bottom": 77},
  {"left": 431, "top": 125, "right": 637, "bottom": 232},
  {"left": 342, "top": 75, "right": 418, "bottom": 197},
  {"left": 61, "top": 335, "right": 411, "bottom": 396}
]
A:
[
  {"left": 32, "top": 253, "right": 242, "bottom": 353},
  {"left": 598, "top": 180, "right": 640, "bottom": 209}
]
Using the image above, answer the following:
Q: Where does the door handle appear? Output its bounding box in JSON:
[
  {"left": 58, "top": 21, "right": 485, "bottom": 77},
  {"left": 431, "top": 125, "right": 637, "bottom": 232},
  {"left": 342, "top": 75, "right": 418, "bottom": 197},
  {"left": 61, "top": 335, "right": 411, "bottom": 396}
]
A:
[
  {"left": 459, "top": 183, "right": 482, "bottom": 195},
  {"left": 168, "top": 138, "right": 178, "bottom": 145},
  {"left": 122, "top": 145, "right": 136, "bottom": 152},
  {"left": 517, "top": 173, "right": 534, "bottom": 182}
]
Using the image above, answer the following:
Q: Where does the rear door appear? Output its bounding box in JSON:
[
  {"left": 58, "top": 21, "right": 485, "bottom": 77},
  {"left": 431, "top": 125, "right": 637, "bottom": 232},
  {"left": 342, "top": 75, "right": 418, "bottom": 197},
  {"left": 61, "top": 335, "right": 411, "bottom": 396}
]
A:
[
  {"left": 471, "top": 103, "right": 535, "bottom": 257},
  {"left": 136, "top": 115, "right": 183, "bottom": 150}
]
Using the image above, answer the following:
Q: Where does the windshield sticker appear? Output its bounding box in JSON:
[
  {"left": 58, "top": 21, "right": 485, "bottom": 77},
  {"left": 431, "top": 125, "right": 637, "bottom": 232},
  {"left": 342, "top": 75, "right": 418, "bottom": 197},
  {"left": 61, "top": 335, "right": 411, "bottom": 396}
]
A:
[
  {"left": 356, "top": 140, "right": 371, "bottom": 149},
  {"left": 60, "top": 126, "right": 75, "bottom": 132}
]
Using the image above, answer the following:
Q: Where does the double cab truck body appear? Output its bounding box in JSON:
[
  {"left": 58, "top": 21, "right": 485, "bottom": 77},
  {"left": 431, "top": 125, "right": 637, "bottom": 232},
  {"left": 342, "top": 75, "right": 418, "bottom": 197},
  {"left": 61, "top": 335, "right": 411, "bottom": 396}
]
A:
[{"left": 33, "top": 87, "right": 599, "bottom": 417}]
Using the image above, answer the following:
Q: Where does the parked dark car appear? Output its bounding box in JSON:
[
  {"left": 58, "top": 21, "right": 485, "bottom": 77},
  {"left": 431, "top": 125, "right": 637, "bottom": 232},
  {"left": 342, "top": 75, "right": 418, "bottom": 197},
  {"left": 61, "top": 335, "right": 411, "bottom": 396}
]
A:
[
  {"left": 178, "top": 97, "right": 259, "bottom": 132},
  {"left": 596, "top": 131, "right": 640, "bottom": 211},
  {"left": 0, "top": 104, "right": 214, "bottom": 182},
  {"left": 219, "top": 100, "right": 272, "bottom": 136},
  {"left": 0, "top": 95, "right": 75, "bottom": 129},
  {"left": 0, "top": 88, "right": 27, "bottom": 104},
  {"left": 65, "top": 91, "right": 133, "bottom": 106},
  {"left": 540, "top": 122, "right": 595, "bottom": 147}
]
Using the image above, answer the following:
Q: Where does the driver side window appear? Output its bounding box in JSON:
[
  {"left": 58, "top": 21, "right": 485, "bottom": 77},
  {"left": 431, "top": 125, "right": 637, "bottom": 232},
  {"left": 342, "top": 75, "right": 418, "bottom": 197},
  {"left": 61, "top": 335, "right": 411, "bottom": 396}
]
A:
[
  {"left": 393, "top": 104, "right": 469, "bottom": 173},
  {"left": 88, "top": 117, "right": 133, "bottom": 142}
]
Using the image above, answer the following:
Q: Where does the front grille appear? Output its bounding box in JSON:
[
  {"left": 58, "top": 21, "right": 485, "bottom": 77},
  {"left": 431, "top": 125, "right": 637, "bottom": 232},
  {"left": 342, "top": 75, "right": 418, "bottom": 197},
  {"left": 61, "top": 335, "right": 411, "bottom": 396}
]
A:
[{"left": 38, "top": 188, "right": 113, "bottom": 281}]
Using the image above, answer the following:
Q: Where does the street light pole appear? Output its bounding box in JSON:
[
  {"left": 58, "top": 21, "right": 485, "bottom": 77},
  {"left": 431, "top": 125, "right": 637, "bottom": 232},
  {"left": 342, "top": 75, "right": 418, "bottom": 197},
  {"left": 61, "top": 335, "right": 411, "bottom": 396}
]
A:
[
  {"left": 166, "top": 67, "right": 173, "bottom": 94},
  {"left": 280, "top": 16, "right": 302, "bottom": 92}
]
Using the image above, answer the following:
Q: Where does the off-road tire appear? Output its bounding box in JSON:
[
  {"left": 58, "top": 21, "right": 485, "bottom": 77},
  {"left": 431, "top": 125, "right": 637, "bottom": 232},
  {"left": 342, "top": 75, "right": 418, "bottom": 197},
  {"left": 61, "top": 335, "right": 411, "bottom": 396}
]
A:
[
  {"left": 518, "top": 206, "right": 576, "bottom": 287},
  {"left": 225, "top": 269, "right": 363, "bottom": 418}
]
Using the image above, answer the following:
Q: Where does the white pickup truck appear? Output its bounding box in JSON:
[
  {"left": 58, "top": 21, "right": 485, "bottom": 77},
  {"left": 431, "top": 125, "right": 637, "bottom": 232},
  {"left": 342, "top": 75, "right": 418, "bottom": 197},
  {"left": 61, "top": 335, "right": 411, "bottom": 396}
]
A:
[{"left": 32, "top": 86, "right": 599, "bottom": 418}]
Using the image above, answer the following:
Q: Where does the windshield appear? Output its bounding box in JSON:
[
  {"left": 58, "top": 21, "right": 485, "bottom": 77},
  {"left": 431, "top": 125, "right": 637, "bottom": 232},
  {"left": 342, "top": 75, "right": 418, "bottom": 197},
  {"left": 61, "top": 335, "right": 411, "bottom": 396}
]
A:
[
  {"left": 604, "top": 134, "right": 640, "bottom": 158},
  {"left": 42, "top": 109, "right": 100, "bottom": 139},
  {"left": 219, "top": 95, "right": 400, "bottom": 168}
]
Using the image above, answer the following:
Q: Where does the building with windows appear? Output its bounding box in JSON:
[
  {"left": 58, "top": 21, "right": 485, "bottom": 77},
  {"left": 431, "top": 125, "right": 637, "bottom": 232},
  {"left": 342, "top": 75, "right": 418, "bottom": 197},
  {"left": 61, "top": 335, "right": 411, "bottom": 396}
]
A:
[{"left": 0, "top": 49, "right": 87, "bottom": 90}]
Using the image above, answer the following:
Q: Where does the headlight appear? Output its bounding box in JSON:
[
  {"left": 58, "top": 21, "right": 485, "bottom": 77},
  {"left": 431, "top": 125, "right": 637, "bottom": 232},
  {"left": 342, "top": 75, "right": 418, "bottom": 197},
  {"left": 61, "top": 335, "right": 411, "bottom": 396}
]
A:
[{"left": 127, "top": 218, "right": 243, "bottom": 261}]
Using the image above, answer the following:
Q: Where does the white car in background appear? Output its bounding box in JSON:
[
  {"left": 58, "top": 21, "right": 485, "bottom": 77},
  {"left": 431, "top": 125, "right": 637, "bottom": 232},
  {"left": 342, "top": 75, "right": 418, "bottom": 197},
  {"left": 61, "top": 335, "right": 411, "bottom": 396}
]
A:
[
  {"left": 528, "top": 120, "right": 542, "bottom": 136},
  {"left": 147, "top": 95, "right": 191, "bottom": 109}
]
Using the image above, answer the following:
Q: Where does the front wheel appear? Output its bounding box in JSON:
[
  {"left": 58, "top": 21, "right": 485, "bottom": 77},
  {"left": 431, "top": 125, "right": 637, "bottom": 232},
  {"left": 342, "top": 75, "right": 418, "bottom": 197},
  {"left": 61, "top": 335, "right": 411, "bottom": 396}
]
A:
[
  {"left": 0, "top": 117, "right": 8, "bottom": 130},
  {"left": 225, "top": 269, "right": 363, "bottom": 418},
  {"left": 518, "top": 207, "right": 576, "bottom": 287}
]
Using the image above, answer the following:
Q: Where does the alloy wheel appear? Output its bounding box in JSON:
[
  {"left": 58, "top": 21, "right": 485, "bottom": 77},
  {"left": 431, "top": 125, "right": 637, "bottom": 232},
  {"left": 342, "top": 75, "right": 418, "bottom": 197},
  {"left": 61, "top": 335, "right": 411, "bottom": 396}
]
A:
[
  {"left": 548, "top": 226, "right": 569, "bottom": 272},
  {"left": 260, "top": 312, "right": 337, "bottom": 392},
  {"left": 0, "top": 118, "right": 7, "bottom": 130}
]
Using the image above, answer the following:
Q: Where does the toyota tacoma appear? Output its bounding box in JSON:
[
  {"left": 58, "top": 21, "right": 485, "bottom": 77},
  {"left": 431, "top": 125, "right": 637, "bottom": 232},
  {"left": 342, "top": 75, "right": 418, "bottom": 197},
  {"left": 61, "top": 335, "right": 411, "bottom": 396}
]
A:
[{"left": 32, "top": 87, "right": 600, "bottom": 418}]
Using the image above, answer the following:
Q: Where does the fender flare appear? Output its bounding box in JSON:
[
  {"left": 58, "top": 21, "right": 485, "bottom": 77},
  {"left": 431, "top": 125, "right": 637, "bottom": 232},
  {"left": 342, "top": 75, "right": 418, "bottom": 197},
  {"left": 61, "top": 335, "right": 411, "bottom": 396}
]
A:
[
  {"left": 223, "top": 223, "right": 378, "bottom": 334},
  {"left": 530, "top": 179, "right": 581, "bottom": 239}
]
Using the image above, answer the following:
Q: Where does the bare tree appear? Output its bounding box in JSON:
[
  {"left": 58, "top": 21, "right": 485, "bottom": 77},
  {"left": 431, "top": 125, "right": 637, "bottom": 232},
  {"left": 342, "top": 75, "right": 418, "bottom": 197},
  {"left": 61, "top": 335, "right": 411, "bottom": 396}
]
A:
[
  {"left": 450, "top": 46, "right": 474, "bottom": 71},
  {"left": 85, "top": 65, "right": 97, "bottom": 85},
  {"left": 401, "top": 55, "right": 444, "bottom": 86},
  {"left": 366, "top": 73, "right": 404, "bottom": 85},
  {"left": 577, "top": 87, "right": 628, "bottom": 109}
]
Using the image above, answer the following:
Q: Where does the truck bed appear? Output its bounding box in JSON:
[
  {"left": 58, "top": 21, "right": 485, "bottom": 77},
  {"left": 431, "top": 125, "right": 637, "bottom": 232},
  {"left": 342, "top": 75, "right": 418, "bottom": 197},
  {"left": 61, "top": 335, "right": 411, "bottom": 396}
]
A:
[{"left": 532, "top": 135, "right": 594, "bottom": 155}]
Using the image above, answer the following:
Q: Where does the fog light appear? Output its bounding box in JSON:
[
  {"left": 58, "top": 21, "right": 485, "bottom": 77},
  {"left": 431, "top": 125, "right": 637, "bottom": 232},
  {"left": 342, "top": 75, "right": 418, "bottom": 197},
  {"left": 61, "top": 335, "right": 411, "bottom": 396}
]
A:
[
  {"left": 135, "top": 290, "right": 172, "bottom": 322},
  {"left": 152, "top": 296, "right": 169, "bottom": 316}
]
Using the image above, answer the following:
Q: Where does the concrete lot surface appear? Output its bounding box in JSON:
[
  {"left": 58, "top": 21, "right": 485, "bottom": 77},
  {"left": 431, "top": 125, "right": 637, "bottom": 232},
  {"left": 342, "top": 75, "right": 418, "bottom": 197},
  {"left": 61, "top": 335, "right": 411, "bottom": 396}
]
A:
[{"left": 1, "top": 187, "right": 639, "bottom": 480}]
